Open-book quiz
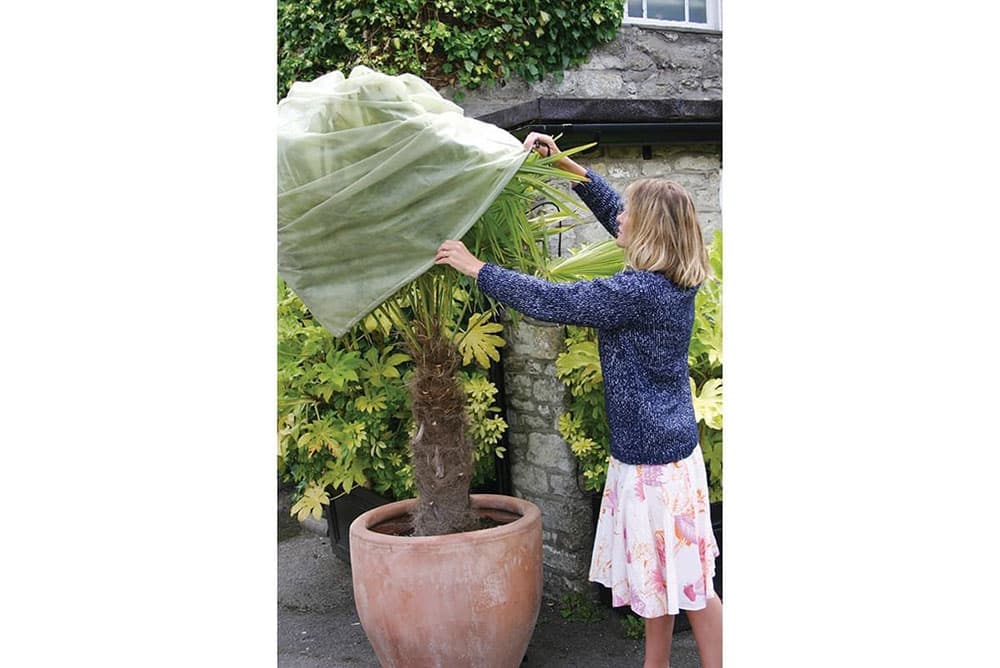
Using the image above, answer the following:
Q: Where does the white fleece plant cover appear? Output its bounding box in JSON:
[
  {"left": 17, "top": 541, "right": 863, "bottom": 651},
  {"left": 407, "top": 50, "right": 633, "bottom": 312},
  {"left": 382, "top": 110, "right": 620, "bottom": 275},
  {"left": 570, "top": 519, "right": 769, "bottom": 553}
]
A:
[{"left": 277, "top": 66, "right": 527, "bottom": 336}]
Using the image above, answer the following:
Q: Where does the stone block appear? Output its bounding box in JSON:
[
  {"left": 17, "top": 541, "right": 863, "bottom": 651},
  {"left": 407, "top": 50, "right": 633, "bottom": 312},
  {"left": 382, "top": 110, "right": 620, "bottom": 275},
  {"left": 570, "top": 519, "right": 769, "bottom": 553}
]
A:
[
  {"left": 700, "top": 212, "right": 722, "bottom": 236},
  {"left": 532, "top": 495, "right": 591, "bottom": 529},
  {"left": 624, "top": 50, "right": 655, "bottom": 72},
  {"left": 604, "top": 146, "right": 643, "bottom": 160},
  {"left": 636, "top": 78, "right": 680, "bottom": 98},
  {"left": 527, "top": 433, "right": 575, "bottom": 473},
  {"left": 541, "top": 572, "right": 590, "bottom": 603},
  {"left": 528, "top": 360, "right": 558, "bottom": 377},
  {"left": 511, "top": 462, "right": 550, "bottom": 496},
  {"left": 671, "top": 153, "right": 721, "bottom": 172},
  {"left": 551, "top": 522, "right": 596, "bottom": 553},
  {"left": 605, "top": 161, "right": 641, "bottom": 180},
  {"left": 639, "top": 160, "right": 674, "bottom": 177},
  {"left": 508, "top": 395, "right": 539, "bottom": 415},
  {"left": 543, "top": 543, "right": 590, "bottom": 575},
  {"left": 506, "top": 431, "right": 528, "bottom": 451},
  {"left": 579, "top": 53, "right": 626, "bottom": 71},
  {"left": 573, "top": 71, "right": 627, "bottom": 99},
  {"left": 518, "top": 412, "right": 558, "bottom": 434},
  {"left": 532, "top": 377, "right": 566, "bottom": 405},
  {"left": 502, "top": 356, "right": 526, "bottom": 374},
  {"left": 507, "top": 372, "right": 534, "bottom": 398},
  {"left": 644, "top": 33, "right": 681, "bottom": 67},
  {"left": 547, "top": 468, "right": 587, "bottom": 497},
  {"left": 702, "top": 78, "right": 722, "bottom": 92},
  {"left": 524, "top": 325, "right": 568, "bottom": 361},
  {"left": 564, "top": 223, "right": 610, "bottom": 249}
]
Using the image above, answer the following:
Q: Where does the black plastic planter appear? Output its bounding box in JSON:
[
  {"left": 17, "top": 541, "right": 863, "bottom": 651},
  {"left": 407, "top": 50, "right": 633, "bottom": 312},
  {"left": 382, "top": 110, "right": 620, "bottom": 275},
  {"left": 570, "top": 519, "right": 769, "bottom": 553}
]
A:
[{"left": 328, "top": 487, "right": 391, "bottom": 562}]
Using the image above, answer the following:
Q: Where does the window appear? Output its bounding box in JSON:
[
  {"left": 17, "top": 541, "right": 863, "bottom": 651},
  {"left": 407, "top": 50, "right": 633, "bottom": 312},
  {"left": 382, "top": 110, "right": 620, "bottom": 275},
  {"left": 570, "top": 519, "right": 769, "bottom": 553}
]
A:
[{"left": 624, "top": 0, "right": 721, "bottom": 31}]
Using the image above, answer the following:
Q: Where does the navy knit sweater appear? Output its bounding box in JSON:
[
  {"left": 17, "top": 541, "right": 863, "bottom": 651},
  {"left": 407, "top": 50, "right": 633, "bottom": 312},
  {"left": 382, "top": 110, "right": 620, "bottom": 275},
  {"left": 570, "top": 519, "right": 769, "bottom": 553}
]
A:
[{"left": 476, "top": 170, "right": 700, "bottom": 465}]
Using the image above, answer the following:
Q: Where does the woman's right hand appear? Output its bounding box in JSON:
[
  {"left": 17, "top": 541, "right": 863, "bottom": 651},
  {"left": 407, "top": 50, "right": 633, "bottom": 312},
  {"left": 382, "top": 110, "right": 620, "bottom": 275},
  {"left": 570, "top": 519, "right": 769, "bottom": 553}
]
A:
[
  {"left": 522, "top": 132, "right": 560, "bottom": 158},
  {"left": 522, "top": 132, "right": 587, "bottom": 177}
]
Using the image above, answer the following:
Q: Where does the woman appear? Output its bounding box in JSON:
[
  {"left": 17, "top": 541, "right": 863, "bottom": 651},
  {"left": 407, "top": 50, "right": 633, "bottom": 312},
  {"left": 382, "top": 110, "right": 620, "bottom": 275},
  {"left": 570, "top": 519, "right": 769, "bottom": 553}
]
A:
[{"left": 435, "top": 132, "right": 722, "bottom": 668}]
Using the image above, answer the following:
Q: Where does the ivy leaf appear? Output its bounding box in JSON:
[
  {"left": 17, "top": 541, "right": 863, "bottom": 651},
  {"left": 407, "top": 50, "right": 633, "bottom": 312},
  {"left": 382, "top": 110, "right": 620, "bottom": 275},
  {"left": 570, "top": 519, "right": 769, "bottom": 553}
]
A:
[
  {"left": 690, "top": 377, "right": 723, "bottom": 430},
  {"left": 457, "top": 312, "right": 505, "bottom": 368}
]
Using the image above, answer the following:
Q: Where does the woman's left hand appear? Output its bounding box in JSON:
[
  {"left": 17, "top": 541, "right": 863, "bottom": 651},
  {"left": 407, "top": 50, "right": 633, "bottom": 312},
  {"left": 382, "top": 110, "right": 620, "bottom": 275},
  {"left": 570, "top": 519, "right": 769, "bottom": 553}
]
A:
[{"left": 435, "top": 240, "right": 485, "bottom": 278}]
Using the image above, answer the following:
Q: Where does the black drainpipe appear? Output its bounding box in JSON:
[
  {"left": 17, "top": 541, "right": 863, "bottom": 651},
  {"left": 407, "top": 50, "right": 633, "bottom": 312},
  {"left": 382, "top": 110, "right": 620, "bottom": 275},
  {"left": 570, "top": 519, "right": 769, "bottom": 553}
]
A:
[{"left": 487, "top": 350, "right": 513, "bottom": 496}]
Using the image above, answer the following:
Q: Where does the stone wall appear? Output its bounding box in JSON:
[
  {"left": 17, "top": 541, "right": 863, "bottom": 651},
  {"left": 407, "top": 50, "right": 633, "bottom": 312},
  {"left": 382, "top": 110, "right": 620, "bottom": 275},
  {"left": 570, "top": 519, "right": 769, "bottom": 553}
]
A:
[
  {"left": 454, "top": 25, "right": 722, "bottom": 117},
  {"left": 501, "top": 315, "right": 594, "bottom": 602},
  {"left": 548, "top": 144, "right": 722, "bottom": 254}
]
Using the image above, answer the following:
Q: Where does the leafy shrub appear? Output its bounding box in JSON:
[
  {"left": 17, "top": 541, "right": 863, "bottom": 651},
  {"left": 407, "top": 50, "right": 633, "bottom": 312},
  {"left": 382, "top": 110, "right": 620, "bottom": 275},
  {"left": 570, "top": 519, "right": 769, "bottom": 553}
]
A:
[
  {"left": 620, "top": 612, "right": 645, "bottom": 639},
  {"left": 278, "top": 278, "right": 508, "bottom": 521},
  {"left": 559, "top": 591, "right": 604, "bottom": 623},
  {"left": 277, "top": 0, "right": 624, "bottom": 99},
  {"left": 556, "top": 231, "right": 724, "bottom": 501}
]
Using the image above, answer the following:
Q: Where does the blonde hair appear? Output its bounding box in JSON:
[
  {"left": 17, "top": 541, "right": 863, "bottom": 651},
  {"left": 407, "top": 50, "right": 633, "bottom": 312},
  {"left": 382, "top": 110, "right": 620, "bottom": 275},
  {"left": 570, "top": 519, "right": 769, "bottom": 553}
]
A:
[{"left": 622, "top": 178, "right": 710, "bottom": 288}]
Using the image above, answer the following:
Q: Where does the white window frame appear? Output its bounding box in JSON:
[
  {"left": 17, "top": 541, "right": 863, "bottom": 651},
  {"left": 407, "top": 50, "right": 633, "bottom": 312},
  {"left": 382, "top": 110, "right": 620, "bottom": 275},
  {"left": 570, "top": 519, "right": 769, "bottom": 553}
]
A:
[{"left": 622, "top": 0, "right": 722, "bottom": 32}]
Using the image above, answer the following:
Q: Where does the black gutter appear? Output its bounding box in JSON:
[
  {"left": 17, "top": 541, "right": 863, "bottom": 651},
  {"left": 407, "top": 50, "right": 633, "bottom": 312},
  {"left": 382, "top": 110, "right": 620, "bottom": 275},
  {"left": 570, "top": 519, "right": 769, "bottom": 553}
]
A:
[{"left": 474, "top": 97, "right": 722, "bottom": 150}]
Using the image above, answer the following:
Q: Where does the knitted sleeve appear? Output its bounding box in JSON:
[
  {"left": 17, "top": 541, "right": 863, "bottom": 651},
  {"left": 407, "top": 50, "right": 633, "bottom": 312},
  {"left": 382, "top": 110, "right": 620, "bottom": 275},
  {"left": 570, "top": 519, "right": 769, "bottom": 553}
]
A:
[
  {"left": 477, "top": 263, "right": 649, "bottom": 329},
  {"left": 572, "top": 169, "right": 623, "bottom": 238}
]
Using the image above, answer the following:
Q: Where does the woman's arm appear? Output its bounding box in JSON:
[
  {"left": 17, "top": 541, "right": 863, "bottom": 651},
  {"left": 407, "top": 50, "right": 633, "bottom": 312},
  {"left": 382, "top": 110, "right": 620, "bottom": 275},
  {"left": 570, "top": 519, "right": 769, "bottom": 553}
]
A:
[
  {"left": 435, "top": 240, "right": 647, "bottom": 329},
  {"left": 522, "top": 132, "right": 622, "bottom": 238}
]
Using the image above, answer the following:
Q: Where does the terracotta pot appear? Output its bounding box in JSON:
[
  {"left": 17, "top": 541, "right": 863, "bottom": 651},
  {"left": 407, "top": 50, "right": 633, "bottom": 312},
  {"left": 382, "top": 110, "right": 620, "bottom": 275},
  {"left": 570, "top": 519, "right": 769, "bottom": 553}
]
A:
[{"left": 349, "top": 493, "right": 543, "bottom": 668}]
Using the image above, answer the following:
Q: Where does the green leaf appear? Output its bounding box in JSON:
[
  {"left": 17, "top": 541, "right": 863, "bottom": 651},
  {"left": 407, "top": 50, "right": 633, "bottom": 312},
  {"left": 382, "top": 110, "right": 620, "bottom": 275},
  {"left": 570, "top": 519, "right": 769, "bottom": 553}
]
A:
[
  {"left": 457, "top": 312, "right": 505, "bottom": 369},
  {"left": 691, "top": 378, "right": 723, "bottom": 429},
  {"left": 555, "top": 339, "right": 602, "bottom": 388},
  {"left": 299, "top": 417, "right": 341, "bottom": 456},
  {"left": 356, "top": 392, "right": 389, "bottom": 413},
  {"left": 546, "top": 239, "right": 625, "bottom": 281},
  {"left": 290, "top": 483, "right": 330, "bottom": 522}
]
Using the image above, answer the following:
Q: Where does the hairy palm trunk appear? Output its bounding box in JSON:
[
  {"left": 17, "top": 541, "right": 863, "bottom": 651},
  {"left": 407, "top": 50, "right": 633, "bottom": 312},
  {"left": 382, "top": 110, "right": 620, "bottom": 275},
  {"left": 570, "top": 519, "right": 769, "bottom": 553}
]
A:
[{"left": 407, "top": 319, "right": 480, "bottom": 536}]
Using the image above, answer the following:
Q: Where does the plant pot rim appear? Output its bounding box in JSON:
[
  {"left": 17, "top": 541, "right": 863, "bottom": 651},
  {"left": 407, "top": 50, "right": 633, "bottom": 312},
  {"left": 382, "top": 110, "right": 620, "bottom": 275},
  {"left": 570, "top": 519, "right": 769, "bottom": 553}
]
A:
[{"left": 349, "top": 493, "right": 540, "bottom": 548}]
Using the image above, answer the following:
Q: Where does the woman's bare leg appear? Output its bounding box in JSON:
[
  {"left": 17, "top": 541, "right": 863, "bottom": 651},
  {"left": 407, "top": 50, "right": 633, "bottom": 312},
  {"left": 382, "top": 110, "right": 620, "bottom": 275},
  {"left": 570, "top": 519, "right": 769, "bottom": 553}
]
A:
[
  {"left": 685, "top": 596, "right": 722, "bottom": 668},
  {"left": 643, "top": 613, "right": 675, "bottom": 668}
]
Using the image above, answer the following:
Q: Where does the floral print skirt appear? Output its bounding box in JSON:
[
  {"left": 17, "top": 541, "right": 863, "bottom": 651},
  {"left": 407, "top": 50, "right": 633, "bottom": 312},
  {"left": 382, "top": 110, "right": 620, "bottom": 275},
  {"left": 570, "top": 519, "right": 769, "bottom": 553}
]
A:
[{"left": 588, "top": 445, "right": 719, "bottom": 618}]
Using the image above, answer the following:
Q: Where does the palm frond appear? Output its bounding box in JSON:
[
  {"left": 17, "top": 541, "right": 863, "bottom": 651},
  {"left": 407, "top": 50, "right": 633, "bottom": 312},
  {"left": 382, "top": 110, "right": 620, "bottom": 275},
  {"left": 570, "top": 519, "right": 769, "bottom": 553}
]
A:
[{"left": 545, "top": 239, "right": 626, "bottom": 282}]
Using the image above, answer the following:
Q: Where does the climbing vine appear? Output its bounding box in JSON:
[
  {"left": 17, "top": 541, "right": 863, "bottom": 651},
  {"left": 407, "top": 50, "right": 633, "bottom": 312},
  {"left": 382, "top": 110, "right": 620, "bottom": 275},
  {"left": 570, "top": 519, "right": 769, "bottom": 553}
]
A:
[{"left": 278, "top": 0, "right": 623, "bottom": 99}]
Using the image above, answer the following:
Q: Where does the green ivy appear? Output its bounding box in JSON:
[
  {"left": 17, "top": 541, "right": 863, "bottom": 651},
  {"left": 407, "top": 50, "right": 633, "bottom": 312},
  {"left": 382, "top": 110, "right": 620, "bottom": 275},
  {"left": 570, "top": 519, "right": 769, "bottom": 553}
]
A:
[
  {"left": 556, "top": 231, "right": 724, "bottom": 502},
  {"left": 277, "top": 0, "right": 624, "bottom": 99}
]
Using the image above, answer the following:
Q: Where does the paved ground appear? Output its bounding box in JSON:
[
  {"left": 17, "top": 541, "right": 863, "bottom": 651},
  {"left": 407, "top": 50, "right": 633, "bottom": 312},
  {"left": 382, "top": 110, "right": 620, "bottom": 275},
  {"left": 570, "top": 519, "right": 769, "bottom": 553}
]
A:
[{"left": 277, "top": 497, "right": 704, "bottom": 667}]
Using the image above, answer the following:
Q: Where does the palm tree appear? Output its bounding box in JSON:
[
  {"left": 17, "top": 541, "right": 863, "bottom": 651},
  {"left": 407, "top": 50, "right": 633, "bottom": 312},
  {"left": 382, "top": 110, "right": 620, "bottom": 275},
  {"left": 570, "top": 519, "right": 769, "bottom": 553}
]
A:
[
  {"left": 369, "top": 151, "right": 590, "bottom": 536},
  {"left": 276, "top": 67, "right": 611, "bottom": 537}
]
